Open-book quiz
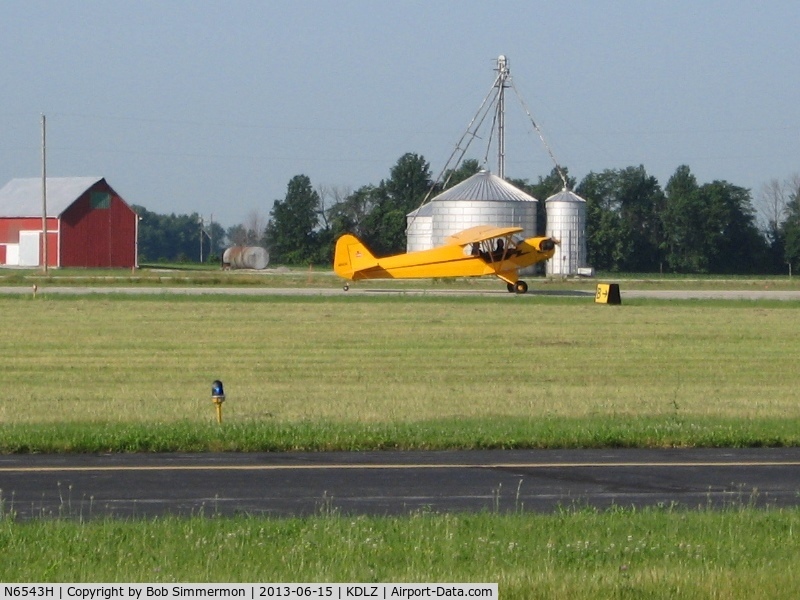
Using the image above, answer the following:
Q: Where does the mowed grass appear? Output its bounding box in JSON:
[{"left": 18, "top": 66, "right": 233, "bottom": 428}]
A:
[
  {"left": 3, "top": 293, "right": 800, "bottom": 597},
  {"left": 1, "top": 507, "right": 799, "bottom": 599},
  {"left": 1, "top": 294, "right": 800, "bottom": 450}
]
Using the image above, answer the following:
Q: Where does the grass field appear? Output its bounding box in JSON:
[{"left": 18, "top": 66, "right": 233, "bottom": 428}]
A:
[
  {"left": 1, "top": 293, "right": 800, "bottom": 450},
  {"left": 2, "top": 507, "right": 799, "bottom": 599},
  {"left": 3, "top": 290, "right": 800, "bottom": 596}
]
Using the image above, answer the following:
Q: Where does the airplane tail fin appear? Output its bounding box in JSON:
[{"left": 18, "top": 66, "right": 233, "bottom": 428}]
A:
[{"left": 334, "top": 234, "right": 378, "bottom": 279}]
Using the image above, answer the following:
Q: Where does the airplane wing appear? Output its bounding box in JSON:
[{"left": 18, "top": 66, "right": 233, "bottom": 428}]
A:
[{"left": 444, "top": 225, "right": 525, "bottom": 246}]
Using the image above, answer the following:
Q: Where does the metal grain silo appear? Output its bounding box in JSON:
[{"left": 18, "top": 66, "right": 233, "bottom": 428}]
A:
[
  {"left": 545, "top": 189, "right": 587, "bottom": 276},
  {"left": 405, "top": 203, "right": 433, "bottom": 252},
  {"left": 406, "top": 170, "right": 539, "bottom": 252}
]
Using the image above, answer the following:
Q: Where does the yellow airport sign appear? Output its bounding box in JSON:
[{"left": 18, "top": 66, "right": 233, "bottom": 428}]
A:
[{"left": 595, "top": 283, "right": 622, "bottom": 304}]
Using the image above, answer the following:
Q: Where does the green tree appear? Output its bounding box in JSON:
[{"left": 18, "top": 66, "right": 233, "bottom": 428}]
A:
[
  {"left": 384, "top": 152, "right": 434, "bottom": 216},
  {"left": 577, "top": 172, "right": 631, "bottom": 271},
  {"left": 226, "top": 224, "right": 248, "bottom": 247},
  {"left": 264, "top": 175, "right": 321, "bottom": 264},
  {"left": 662, "top": 166, "right": 766, "bottom": 273},
  {"left": 662, "top": 165, "right": 705, "bottom": 272},
  {"left": 700, "top": 180, "right": 765, "bottom": 273},
  {"left": 785, "top": 214, "right": 800, "bottom": 273},
  {"left": 442, "top": 158, "right": 481, "bottom": 188},
  {"left": 203, "top": 220, "right": 226, "bottom": 262},
  {"left": 758, "top": 175, "right": 799, "bottom": 273},
  {"left": 133, "top": 205, "right": 222, "bottom": 263},
  {"left": 513, "top": 166, "right": 577, "bottom": 235},
  {"left": 577, "top": 167, "right": 664, "bottom": 272},
  {"left": 616, "top": 166, "right": 665, "bottom": 271},
  {"left": 534, "top": 167, "right": 576, "bottom": 197},
  {"left": 360, "top": 186, "right": 399, "bottom": 256},
  {"left": 327, "top": 185, "right": 378, "bottom": 241},
  {"left": 359, "top": 153, "right": 433, "bottom": 255},
  {"left": 780, "top": 179, "right": 800, "bottom": 272}
]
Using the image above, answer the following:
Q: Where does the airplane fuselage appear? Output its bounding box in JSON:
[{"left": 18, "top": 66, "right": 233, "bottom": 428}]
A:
[{"left": 335, "top": 232, "right": 556, "bottom": 287}]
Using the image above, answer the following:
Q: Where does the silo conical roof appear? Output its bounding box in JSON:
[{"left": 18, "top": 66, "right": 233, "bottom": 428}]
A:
[
  {"left": 433, "top": 170, "right": 537, "bottom": 203},
  {"left": 406, "top": 169, "right": 539, "bottom": 254},
  {"left": 407, "top": 203, "right": 434, "bottom": 217},
  {"left": 545, "top": 189, "right": 586, "bottom": 203}
]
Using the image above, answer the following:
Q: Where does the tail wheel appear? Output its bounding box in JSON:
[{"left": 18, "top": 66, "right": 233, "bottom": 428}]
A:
[
  {"left": 506, "top": 282, "right": 515, "bottom": 293},
  {"left": 514, "top": 280, "right": 528, "bottom": 294},
  {"left": 343, "top": 283, "right": 350, "bottom": 291}
]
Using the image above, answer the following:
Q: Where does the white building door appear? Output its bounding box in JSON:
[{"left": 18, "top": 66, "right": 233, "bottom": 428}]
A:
[
  {"left": 5, "top": 244, "right": 20, "bottom": 266},
  {"left": 18, "top": 231, "right": 40, "bottom": 267}
]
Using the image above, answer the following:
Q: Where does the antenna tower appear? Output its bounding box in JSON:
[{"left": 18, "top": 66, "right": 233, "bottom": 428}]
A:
[{"left": 495, "top": 55, "right": 510, "bottom": 179}]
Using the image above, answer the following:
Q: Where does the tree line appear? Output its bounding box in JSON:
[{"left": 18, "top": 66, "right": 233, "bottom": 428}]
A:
[
  {"left": 133, "top": 205, "right": 227, "bottom": 264},
  {"left": 135, "top": 153, "right": 800, "bottom": 274}
]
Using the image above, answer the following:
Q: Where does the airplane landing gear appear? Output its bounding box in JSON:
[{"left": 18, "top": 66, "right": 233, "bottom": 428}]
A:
[
  {"left": 506, "top": 281, "right": 528, "bottom": 293},
  {"left": 343, "top": 283, "right": 350, "bottom": 291}
]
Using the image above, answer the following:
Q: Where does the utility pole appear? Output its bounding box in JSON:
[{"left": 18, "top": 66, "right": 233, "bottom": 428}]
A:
[
  {"left": 197, "top": 215, "right": 216, "bottom": 263},
  {"left": 209, "top": 214, "right": 214, "bottom": 258},
  {"left": 41, "top": 114, "right": 48, "bottom": 273}
]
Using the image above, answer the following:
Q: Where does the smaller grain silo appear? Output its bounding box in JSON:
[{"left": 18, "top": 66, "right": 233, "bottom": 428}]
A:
[
  {"left": 545, "top": 189, "right": 588, "bottom": 276},
  {"left": 406, "top": 203, "right": 433, "bottom": 252}
]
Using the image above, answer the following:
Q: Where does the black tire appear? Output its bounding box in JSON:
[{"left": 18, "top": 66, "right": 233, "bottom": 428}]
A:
[
  {"left": 343, "top": 283, "right": 350, "bottom": 291},
  {"left": 514, "top": 280, "right": 528, "bottom": 294},
  {"left": 506, "top": 282, "right": 515, "bottom": 293}
]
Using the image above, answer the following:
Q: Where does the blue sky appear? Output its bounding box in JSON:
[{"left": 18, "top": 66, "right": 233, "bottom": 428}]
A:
[{"left": 2, "top": 0, "right": 798, "bottom": 228}]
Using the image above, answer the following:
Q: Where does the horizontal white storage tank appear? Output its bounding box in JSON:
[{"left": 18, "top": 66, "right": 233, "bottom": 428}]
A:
[
  {"left": 222, "top": 246, "right": 270, "bottom": 270},
  {"left": 545, "top": 190, "right": 587, "bottom": 276}
]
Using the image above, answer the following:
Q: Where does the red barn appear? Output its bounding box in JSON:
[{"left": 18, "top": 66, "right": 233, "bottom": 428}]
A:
[{"left": 0, "top": 177, "right": 138, "bottom": 268}]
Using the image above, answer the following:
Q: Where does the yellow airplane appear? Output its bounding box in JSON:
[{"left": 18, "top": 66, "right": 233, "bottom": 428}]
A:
[{"left": 334, "top": 225, "right": 558, "bottom": 293}]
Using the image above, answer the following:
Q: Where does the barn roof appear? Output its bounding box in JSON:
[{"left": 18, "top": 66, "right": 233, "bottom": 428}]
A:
[{"left": 0, "top": 177, "right": 104, "bottom": 218}]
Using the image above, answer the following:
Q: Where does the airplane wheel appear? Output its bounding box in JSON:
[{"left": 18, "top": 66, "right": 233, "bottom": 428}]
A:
[
  {"left": 506, "top": 283, "right": 515, "bottom": 293},
  {"left": 343, "top": 283, "right": 350, "bottom": 291},
  {"left": 514, "top": 280, "right": 528, "bottom": 294}
]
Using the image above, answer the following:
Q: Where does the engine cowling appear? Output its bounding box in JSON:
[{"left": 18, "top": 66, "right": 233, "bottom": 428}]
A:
[{"left": 538, "top": 238, "right": 557, "bottom": 252}]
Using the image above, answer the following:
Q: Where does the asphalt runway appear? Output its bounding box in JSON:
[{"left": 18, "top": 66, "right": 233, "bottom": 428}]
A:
[{"left": 2, "top": 448, "right": 800, "bottom": 519}]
